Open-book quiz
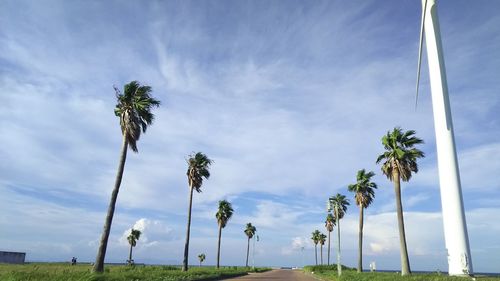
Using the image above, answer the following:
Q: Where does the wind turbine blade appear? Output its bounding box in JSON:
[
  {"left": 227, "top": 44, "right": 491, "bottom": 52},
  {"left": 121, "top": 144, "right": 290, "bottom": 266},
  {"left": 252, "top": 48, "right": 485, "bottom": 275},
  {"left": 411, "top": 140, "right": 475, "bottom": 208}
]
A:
[{"left": 416, "top": 0, "right": 428, "bottom": 109}]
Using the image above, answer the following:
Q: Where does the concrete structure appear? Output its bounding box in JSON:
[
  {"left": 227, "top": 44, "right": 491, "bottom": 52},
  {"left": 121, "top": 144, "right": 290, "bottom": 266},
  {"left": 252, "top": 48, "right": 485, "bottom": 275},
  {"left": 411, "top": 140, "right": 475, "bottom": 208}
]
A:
[
  {"left": 0, "top": 251, "right": 26, "bottom": 264},
  {"left": 417, "top": 0, "right": 473, "bottom": 276}
]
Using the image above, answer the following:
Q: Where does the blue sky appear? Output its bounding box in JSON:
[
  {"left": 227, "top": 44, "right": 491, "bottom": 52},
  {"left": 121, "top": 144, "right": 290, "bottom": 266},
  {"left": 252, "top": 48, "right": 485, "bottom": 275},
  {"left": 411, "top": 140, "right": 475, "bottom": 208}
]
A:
[{"left": 1, "top": 0, "right": 500, "bottom": 273}]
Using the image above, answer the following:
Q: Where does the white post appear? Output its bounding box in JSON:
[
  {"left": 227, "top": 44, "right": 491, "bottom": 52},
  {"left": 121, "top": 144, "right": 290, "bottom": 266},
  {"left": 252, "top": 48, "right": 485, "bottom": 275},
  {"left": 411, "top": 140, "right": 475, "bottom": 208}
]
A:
[{"left": 422, "top": 0, "right": 473, "bottom": 276}]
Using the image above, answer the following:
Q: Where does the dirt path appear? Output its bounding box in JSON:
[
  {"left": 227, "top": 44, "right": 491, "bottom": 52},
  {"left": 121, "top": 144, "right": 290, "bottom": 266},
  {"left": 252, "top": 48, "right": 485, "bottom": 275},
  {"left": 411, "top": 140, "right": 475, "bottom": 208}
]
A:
[{"left": 223, "top": 269, "right": 318, "bottom": 280}]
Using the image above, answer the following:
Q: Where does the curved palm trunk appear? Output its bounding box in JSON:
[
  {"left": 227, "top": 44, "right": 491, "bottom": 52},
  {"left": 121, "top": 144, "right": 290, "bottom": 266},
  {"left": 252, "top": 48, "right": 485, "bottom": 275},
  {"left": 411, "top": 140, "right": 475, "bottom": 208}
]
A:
[
  {"left": 320, "top": 244, "right": 323, "bottom": 265},
  {"left": 357, "top": 206, "right": 364, "bottom": 273},
  {"left": 93, "top": 136, "right": 128, "bottom": 273},
  {"left": 327, "top": 231, "right": 331, "bottom": 265},
  {"left": 336, "top": 208, "right": 342, "bottom": 276},
  {"left": 216, "top": 224, "right": 222, "bottom": 268},
  {"left": 394, "top": 170, "right": 411, "bottom": 275},
  {"left": 183, "top": 185, "right": 195, "bottom": 271},
  {"left": 128, "top": 244, "right": 133, "bottom": 264},
  {"left": 314, "top": 244, "right": 317, "bottom": 265},
  {"left": 245, "top": 237, "right": 250, "bottom": 267}
]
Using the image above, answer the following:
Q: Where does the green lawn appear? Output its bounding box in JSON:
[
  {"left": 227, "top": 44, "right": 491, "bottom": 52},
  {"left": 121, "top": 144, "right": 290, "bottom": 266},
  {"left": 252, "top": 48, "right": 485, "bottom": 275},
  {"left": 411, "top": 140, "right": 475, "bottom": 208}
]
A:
[
  {"left": 0, "top": 263, "right": 270, "bottom": 281},
  {"left": 303, "top": 265, "right": 500, "bottom": 281}
]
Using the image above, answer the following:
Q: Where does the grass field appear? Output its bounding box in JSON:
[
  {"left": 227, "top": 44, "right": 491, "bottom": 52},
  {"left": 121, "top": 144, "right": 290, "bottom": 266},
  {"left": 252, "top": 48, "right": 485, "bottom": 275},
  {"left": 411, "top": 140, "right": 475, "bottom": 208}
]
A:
[
  {"left": 0, "top": 263, "right": 270, "bottom": 281},
  {"left": 303, "top": 265, "right": 500, "bottom": 281}
]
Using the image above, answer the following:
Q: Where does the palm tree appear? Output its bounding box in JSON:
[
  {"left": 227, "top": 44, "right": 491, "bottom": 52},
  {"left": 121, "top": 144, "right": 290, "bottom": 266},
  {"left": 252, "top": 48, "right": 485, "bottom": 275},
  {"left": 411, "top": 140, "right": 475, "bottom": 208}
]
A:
[
  {"left": 328, "top": 193, "right": 349, "bottom": 276},
  {"left": 93, "top": 81, "right": 160, "bottom": 273},
  {"left": 244, "top": 223, "right": 256, "bottom": 267},
  {"left": 348, "top": 169, "right": 378, "bottom": 273},
  {"left": 319, "top": 233, "right": 327, "bottom": 265},
  {"left": 311, "top": 230, "right": 321, "bottom": 266},
  {"left": 127, "top": 229, "right": 141, "bottom": 265},
  {"left": 325, "top": 214, "right": 336, "bottom": 265},
  {"left": 376, "top": 127, "right": 424, "bottom": 276},
  {"left": 183, "top": 152, "right": 213, "bottom": 271},
  {"left": 216, "top": 200, "right": 234, "bottom": 268},
  {"left": 198, "top": 253, "right": 206, "bottom": 267}
]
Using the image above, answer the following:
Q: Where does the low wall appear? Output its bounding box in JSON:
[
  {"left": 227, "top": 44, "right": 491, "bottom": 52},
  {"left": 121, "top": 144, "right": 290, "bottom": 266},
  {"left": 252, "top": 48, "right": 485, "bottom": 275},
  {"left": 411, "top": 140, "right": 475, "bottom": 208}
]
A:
[{"left": 0, "top": 251, "right": 26, "bottom": 264}]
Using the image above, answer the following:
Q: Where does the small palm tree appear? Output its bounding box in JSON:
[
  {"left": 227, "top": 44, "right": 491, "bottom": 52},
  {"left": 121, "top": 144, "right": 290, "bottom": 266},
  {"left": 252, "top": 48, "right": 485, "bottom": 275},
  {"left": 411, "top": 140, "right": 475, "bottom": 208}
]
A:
[
  {"left": 311, "top": 230, "right": 321, "bottom": 266},
  {"left": 127, "top": 229, "right": 141, "bottom": 265},
  {"left": 244, "top": 223, "right": 256, "bottom": 267},
  {"left": 348, "top": 169, "right": 378, "bottom": 273},
  {"left": 376, "top": 127, "right": 424, "bottom": 276},
  {"left": 183, "top": 152, "right": 213, "bottom": 271},
  {"left": 93, "top": 81, "right": 160, "bottom": 273},
  {"left": 319, "top": 233, "right": 327, "bottom": 265},
  {"left": 325, "top": 214, "right": 336, "bottom": 265},
  {"left": 328, "top": 193, "right": 349, "bottom": 276},
  {"left": 198, "top": 253, "right": 206, "bottom": 267},
  {"left": 216, "top": 200, "right": 234, "bottom": 268}
]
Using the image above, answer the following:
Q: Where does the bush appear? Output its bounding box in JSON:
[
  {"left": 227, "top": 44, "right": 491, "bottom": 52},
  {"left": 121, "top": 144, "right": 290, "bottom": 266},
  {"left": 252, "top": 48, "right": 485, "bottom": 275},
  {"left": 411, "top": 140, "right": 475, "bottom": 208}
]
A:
[{"left": 303, "top": 264, "right": 354, "bottom": 273}]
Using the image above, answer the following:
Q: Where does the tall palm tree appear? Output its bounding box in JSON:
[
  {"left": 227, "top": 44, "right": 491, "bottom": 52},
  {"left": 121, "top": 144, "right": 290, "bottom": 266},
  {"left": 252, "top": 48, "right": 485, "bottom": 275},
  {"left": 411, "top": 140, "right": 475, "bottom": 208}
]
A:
[
  {"left": 93, "top": 81, "right": 160, "bottom": 273},
  {"left": 348, "top": 169, "right": 378, "bottom": 273},
  {"left": 244, "top": 223, "right": 256, "bottom": 267},
  {"left": 325, "top": 214, "right": 336, "bottom": 265},
  {"left": 216, "top": 200, "right": 234, "bottom": 269},
  {"left": 376, "top": 127, "right": 424, "bottom": 276},
  {"left": 183, "top": 152, "right": 213, "bottom": 271},
  {"left": 198, "top": 253, "right": 206, "bottom": 267},
  {"left": 319, "top": 233, "right": 327, "bottom": 265},
  {"left": 328, "top": 193, "right": 349, "bottom": 276},
  {"left": 127, "top": 229, "right": 141, "bottom": 265},
  {"left": 311, "top": 230, "right": 321, "bottom": 266}
]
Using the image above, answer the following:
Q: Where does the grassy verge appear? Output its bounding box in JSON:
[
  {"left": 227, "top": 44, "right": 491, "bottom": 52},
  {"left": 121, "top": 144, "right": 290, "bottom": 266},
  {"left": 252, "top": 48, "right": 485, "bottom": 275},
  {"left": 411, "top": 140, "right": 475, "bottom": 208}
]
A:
[
  {"left": 303, "top": 265, "right": 500, "bottom": 281},
  {"left": 0, "top": 263, "right": 271, "bottom": 281}
]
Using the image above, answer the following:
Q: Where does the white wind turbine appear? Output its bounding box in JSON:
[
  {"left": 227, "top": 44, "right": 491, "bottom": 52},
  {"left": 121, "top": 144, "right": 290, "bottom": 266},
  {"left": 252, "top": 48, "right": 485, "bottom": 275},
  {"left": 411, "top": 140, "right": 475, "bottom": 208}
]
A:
[{"left": 416, "top": 0, "right": 473, "bottom": 276}]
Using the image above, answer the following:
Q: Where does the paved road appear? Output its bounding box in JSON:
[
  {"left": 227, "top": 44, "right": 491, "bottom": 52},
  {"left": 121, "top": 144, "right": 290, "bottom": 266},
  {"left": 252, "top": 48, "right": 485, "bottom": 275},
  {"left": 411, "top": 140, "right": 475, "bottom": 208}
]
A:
[{"left": 224, "top": 269, "right": 318, "bottom": 281}]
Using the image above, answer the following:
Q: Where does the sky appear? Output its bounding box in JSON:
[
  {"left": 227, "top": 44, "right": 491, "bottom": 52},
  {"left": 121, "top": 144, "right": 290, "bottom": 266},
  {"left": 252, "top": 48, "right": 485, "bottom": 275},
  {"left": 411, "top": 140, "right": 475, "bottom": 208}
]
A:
[{"left": 1, "top": 0, "right": 500, "bottom": 273}]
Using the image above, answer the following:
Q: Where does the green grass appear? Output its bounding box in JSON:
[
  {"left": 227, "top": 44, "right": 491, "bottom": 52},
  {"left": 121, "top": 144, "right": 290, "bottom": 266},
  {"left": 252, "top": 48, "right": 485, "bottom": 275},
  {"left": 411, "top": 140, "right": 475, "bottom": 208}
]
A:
[
  {"left": 0, "top": 263, "right": 271, "bottom": 281},
  {"left": 303, "top": 266, "right": 500, "bottom": 281}
]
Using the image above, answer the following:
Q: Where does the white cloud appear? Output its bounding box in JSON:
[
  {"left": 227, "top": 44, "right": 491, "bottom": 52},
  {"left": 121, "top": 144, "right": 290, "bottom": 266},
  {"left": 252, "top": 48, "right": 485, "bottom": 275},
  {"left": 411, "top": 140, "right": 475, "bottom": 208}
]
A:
[{"left": 119, "top": 218, "right": 173, "bottom": 248}]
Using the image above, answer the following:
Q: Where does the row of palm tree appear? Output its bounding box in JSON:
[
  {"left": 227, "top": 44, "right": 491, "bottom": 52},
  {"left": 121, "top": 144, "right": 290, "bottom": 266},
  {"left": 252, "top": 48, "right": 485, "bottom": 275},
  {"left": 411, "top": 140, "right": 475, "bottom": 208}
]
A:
[
  {"left": 91, "top": 81, "right": 258, "bottom": 272},
  {"left": 310, "top": 230, "right": 326, "bottom": 266},
  {"left": 197, "top": 221, "right": 257, "bottom": 269},
  {"left": 313, "top": 127, "right": 423, "bottom": 277},
  {"left": 90, "top": 81, "right": 424, "bottom": 275},
  {"left": 328, "top": 193, "right": 349, "bottom": 276}
]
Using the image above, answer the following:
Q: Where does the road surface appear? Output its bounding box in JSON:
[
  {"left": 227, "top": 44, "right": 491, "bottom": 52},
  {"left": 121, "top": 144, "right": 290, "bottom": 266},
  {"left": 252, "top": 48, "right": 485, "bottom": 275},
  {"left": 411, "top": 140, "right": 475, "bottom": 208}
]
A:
[{"left": 224, "top": 269, "right": 318, "bottom": 280}]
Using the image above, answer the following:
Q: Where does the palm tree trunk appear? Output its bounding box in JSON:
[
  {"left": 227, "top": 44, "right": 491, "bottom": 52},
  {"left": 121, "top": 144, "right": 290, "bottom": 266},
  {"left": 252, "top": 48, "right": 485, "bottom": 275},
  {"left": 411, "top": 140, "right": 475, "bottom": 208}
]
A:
[
  {"left": 320, "top": 244, "right": 323, "bottom": 265},
  {"left": 93, "top": 136, "right": 128, "bottom": 273},
  {"left": 336, "top": 207, "right": 342, "bottom": 276},
  {"left": 246, "top": 237, "right": 250, "bottom": 267},
  {"left": 327, "top": 231, "right": 331, "bottom": 265},
  {"left": 183, "top": 184, "right": 195, "bottom": 271},
  {"left": 128, "top": 244, "right": 133, "bottom": 264},
  {"left": 314, "top": 244, "right": 317, "bottom": 265},
  {"left": 216, "top": 224, "right": 222, "bottom": 268},
  {"left": 394, "top": 170, "right": 411, "bottom": 275},
  {"left": 357, "top": 206, "right": 364, "bottom": 273}
]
